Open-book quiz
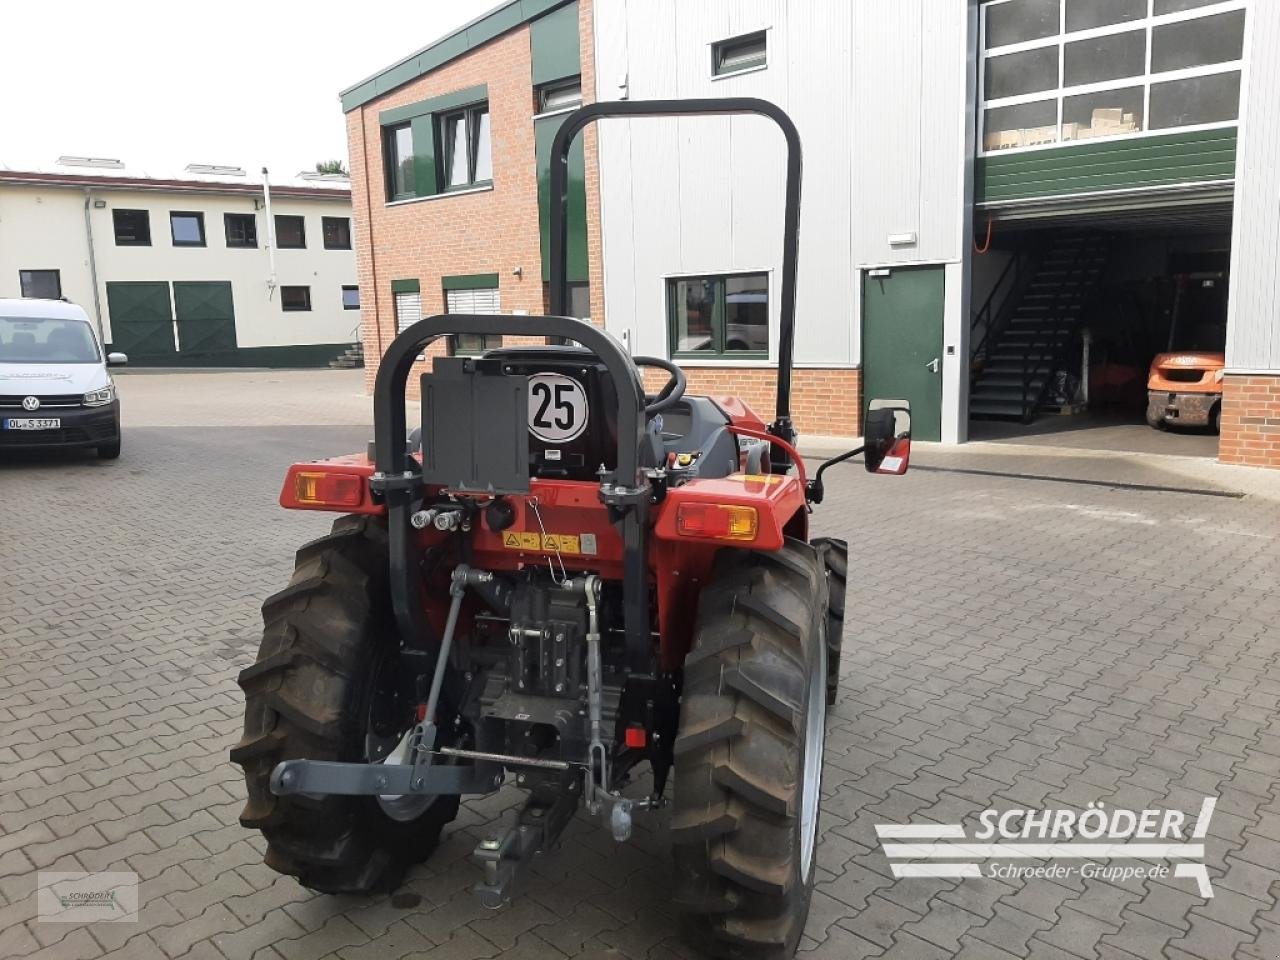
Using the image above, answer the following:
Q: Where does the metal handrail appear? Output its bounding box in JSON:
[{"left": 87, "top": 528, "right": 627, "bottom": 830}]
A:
[{"left": 971, "top": 249, "right": 1030, "bottom": 366}]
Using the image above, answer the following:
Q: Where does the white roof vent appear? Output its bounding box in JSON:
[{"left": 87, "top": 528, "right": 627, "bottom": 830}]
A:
[
  {"left": 57, "top": 156, "right": 124, "bottom": 169},
  {"left": 298, "top": 171, "right": 350, "bottom": 182},
  {"left": 185, "top": 163, "right": 246, "bottom": 176}
]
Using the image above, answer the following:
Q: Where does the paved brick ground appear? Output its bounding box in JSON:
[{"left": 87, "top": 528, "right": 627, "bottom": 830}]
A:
[{"left": 0, "top": 369, "right": 1277, "bottom": 960}]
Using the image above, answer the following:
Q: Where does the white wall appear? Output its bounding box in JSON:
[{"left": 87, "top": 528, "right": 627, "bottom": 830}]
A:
[
  {"left": 1226, "top": 0, "right": 1280, "bottom": 372},
  {"left": 592, "top": 0, "right": 974, "bottom": 437},
  {"left": 0, "top": 183, "right": 357, "bottom": 351}
]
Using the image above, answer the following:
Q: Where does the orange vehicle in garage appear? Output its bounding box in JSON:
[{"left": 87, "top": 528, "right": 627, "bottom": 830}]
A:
[{"left": 1146, "top": 351, "right": 1225, "bottom": 432}]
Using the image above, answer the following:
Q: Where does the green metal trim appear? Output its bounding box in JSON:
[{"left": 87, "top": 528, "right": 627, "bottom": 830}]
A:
[
  {"left": 442, "top": 273, "right": 500, "bottom": 291},
  {"left": 410, "top": 114, "right": 439, "bottom": 198},
  {"left": 977, "top": 128, "right": 1238, "bottom": 204},
  {"left": 379, "top": 84, "right": 489, "bottom": 127},
  {"left": 340, "top": 0, "right": 571, "bottom": 112},
  {"left": 392, "top": 279, "right": 421, "bottom": 294},
  {"left": 531, "top": 1, "right": 580, "bottom": 86}
]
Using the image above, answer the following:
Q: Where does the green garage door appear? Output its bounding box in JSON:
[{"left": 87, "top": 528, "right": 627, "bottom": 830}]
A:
[
  {"left": 105, "top": 281, "right": 176, "bottom": 360},
  {"left": 173, "top": 281, "right": 237, "bottom": 358},
  {"left": 862, "top": 266, "right": 944, "bottom": 442}
]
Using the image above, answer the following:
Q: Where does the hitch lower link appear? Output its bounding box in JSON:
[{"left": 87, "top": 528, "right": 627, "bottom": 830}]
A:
[{"left": 267, "top": 567, "right": 661, "bottom": 909}]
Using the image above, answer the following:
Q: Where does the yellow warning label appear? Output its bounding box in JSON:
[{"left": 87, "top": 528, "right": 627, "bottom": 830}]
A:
[{"left": 501, "top": 531, "right": 581, "bottom": 554}]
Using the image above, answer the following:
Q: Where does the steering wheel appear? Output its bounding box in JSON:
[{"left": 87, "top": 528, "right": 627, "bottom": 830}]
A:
[{"left": 633, "top": 356, "right": 687, "bottom": 415}]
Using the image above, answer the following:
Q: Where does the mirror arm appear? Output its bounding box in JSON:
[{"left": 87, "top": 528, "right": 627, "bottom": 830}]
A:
[{"left": 805, "top": 444, "right": 865, "bottom": 504}]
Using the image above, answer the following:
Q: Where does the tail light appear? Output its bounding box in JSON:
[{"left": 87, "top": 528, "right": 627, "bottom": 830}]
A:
[
  {"left": 675, "top": 503, "right": 758, "bottom": 541},
  {"left": 294, "top": 471, "right": 364, "bottom": 508}
]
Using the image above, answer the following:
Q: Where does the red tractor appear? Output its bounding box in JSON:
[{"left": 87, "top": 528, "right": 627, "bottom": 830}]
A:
[{"left": 232, "top": 98, "right": 912, "bottom": 959}]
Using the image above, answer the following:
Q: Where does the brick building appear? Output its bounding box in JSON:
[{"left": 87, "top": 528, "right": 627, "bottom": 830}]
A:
[
  {"left": 346, "top": 0, "right": 1280, "bottom": 465},
  {"left": 343, "top": 0, "right": 603, "bottom": 401}
]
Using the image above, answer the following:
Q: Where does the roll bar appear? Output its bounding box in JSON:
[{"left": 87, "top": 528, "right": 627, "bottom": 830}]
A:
[{"left": 549, "top": 97, "right": 803, "bottom": 458}]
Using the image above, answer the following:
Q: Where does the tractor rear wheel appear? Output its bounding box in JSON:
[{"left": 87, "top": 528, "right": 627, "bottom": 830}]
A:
[
  {"left": 230, "top": 514, "right": 459, "bottom": 894},
  {"left": 812, "top": 537, "right": 847, "bottom": 705},
  {"left": 671, "top": 539, "right": 829, "bottom": 959}
]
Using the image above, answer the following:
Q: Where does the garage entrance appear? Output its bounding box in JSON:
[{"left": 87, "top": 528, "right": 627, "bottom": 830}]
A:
[
  {"left": 967, "top": 200, "right": 1231, "bottom": 458},
  {"left": 104, "top": 281, "right": 176, "bottom": 361},
  {"left": 174, "top": 281, "right": 237, "bottom": 358}
]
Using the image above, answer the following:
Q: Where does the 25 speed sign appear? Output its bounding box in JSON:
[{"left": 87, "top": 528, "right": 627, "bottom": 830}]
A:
[{"left": 527, "top": 373, "right": 589, "bottom": 443}]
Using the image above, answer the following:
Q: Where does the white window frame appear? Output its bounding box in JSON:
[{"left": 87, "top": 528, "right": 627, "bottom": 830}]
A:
[{"left": 978, "top": 0, "right": 1247, "bottom": 156}]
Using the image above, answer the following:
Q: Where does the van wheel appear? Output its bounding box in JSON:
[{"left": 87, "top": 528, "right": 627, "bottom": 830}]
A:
[{"left": 97, "top": 439, "right": 121, "bottom": 459}]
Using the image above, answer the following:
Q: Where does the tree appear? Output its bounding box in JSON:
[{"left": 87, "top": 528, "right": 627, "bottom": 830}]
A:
[{"left": 314, "top": 160, "right": 348, "bottom": 176}]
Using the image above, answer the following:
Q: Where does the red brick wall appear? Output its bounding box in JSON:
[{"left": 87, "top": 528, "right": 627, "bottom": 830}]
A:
[
  {"left": 348, "top": 5, "right": 601, "bottom": 398},
  {"left": 1219, "top": 373, "right": 1280, "bottom": 468},
  {"left": 642, "top": 367, "right": 861, "bottom": 437}
]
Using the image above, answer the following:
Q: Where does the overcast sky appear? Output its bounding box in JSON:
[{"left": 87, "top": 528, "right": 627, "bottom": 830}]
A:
[{"left": 1, "top": 0, "right": 499, "bottom": 177}]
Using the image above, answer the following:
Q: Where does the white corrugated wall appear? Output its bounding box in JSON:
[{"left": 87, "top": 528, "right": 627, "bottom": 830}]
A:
[
  {"left": 1226, "top": 0, "right": 1280, "bottom": 372},
  {"left": 591, "top": 0, "right": 971, "bottom": 380}
]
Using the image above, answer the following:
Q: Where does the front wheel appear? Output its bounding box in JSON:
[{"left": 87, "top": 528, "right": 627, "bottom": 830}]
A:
[
  {"left": 97, "top": 438, "right": 121, "bottom": 459},
  {"left": 230, "top": 515, "right": 459, "bottom": 893},
  {"left": 671, "top": 540, "right": 829, "bottom": 959}
]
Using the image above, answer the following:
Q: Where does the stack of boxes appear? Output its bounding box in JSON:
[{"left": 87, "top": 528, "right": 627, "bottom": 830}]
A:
[{"left": 985, "top": 107, "right": 1139, "bottom": 151}]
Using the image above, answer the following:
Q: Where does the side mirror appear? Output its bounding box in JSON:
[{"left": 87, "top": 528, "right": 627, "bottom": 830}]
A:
[
  {"left": 106, "top": 352, "right": 128, "bottom": 367},
  {"left": 864, "top": 399, "right": 911, "bottom": 475}
]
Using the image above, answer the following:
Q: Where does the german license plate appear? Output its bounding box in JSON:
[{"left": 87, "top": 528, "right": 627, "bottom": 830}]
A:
[{"left": 3, "top": 418, "right": 60, "bottom": 430}]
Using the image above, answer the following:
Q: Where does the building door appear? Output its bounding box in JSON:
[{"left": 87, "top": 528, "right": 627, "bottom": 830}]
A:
[
  {"left": 173, "top": 282, "right": 237, "bottom": 358},
  {"left": 104, "top": 282, "right": 176, "bottom": 360},
  {"left": 862, "top": 266, "right": 944, "bottom": 442}
]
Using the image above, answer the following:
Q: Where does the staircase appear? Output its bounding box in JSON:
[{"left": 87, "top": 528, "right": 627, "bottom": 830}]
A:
[
  {"left": 970, "top": 232, "right": 1111, "bottom": 423},
  {"left": 328, "top": 341, "right": 365, "bottom": 369}
]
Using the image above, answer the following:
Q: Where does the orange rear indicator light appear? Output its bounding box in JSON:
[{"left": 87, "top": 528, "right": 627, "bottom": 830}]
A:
[
  {"left": 675, "top": 503, "right": 758, "bottom": 541},
  {"left": 295, "top": 471, "right": 364, "bottom": 508}
]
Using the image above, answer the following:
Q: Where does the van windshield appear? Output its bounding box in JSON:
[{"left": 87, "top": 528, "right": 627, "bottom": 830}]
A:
[{"left": 0, "top": 318, "right": 101, "bottom": 364}]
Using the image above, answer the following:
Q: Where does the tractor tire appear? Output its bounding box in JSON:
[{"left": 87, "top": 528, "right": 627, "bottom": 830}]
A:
[
  {"left": 230, "top": 514, "right": 459, "bottom": 894},
  {"left": 812, "top": 537, "right": 847, "bottom": 706},
  {"left": 671, "top": 539, "right": 829, "bottom": 959}
]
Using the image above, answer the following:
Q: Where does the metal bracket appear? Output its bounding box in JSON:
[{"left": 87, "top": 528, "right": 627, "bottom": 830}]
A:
[
  {"left": 473, "top": 781, "right": 580, "bottom": 908},
  {"left": 270, "top": 755, "right": 503, "bottom": 797},
  {"left": 368, "top": 470, "right": 421, "bottom": 494}
]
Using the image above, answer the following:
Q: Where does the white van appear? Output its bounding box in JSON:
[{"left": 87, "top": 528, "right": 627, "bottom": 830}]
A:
[{"left": 0, "top": 298, "right": 125, "bottom": 459}]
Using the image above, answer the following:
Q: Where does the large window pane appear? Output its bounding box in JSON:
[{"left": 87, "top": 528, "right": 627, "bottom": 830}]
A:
[
  {"left": 986, "top": 0, "right": 1060, "bottom": 49},
  {"left": 1152, "top": 10, "right": 1245, "bottom": 73},
  {"left": 1062, "top": 87, "right": 1144, "bottom": 141},
  {"left": 1155, "top": 0, "right": 1226, "bottom": 13},
  {"left": 1065, "top": 0, "right": 1144, "bottom": 32},
  {"left": 1150, "top": 71, "right": 1241, "bottom": 129},
  {"left": 388, "top": 125, "right": 413, "bottom": 199},
  {"left": 446, "top": 115, "right": 469, "bottom": 187},
  {"left": 984, "top": 99, "right": 1058, "bottom": 151},
  {"left": 1065, "top": 30, "right": 1145, "bottom": 87},
  {"left": 723, "top": 275, "right": 769, "bottom": 353},
  {"left": 670, "top": 278, "right": 717, "bottom": 354},
  {"left": 473, "top": 109, "right": 492, "bottom": 183},
  {"left": 984, "top": 46, "right": 1059, "bottom": 100}
]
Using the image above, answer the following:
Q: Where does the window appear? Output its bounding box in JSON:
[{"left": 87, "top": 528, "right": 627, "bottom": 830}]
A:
[
  {"left": 712, "top": 31, "right": 767, "bottom": 76},
  {"left": 385, "top": 124, "right": 416, "bottom": 201},
  {"left": 668, "top": 272, "right": 768, "bottom": 357},
  {"left": 170, "top": 212, "right": 206, "bottom": 247},
  {"left": 275, "top": 215, "right": 306, "bottom": 249},
  {"left": 323, "top": 217, "right": 352, "bottom": 250},
  {"left": 224, "top": 213, "right": 258, "bottom": 248},
  {"left": 440, "top": 104, "right": 492, "bottom": 190},
  {"left": 445, "top": 280, "right": 501, "bottom": 354},
  {"left": 280, "top": 286, "right": 311, "bottom": 311},
  {"left": 113, "top": 209, "right": 151, "bottom": 246},
  {"left": 979, "top": 1, "right": 1246, "bottom": 154},
  {"left": 342, "top": 285, "right": 361, "bottom": 310},
  {"left": 537, "top": 79, "right": 582, "bottom": 113},
  {"left": 19, "top": 269, "right": 61, "bottom": 300},
  {"left": 393, "top": 281, "right": 422, "bottom": 333}
]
